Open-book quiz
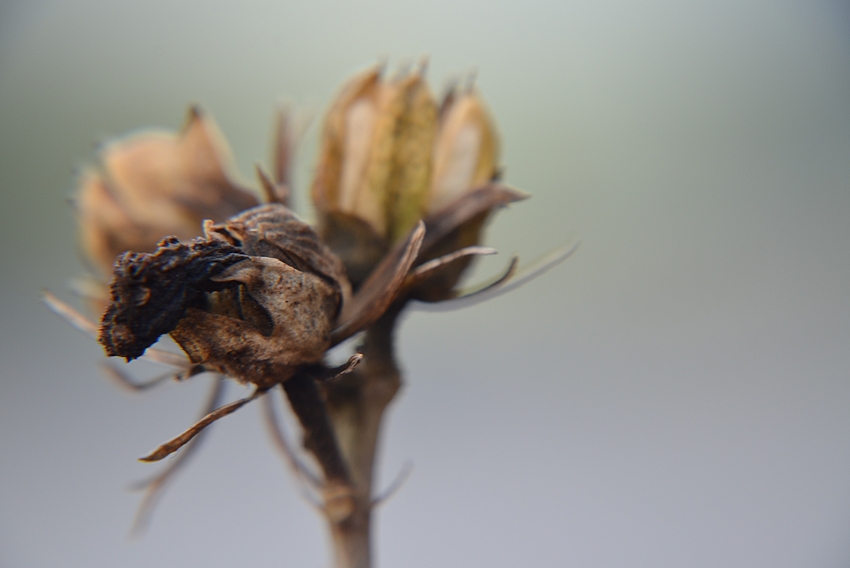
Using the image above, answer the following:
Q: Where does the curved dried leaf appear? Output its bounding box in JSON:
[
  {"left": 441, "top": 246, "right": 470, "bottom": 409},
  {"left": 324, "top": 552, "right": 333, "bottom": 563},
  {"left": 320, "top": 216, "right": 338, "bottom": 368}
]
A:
[
  {"left": 139, "top": 387, "right": 266, "bottom": 462},
  {"left": 405, "top": 246, "right": 497, "bottom": 288},
  {"left": 420, "top": 182, "right": 528, "bottom": 254},
  {"left": 413, "top": 239, "right": 580, "bottom": 312},
  {"left": 130, "top": 375, "right": 225, "bottom": 535},
  {"left": 42, "top": 290, "right": 99, "bottom": 338}
]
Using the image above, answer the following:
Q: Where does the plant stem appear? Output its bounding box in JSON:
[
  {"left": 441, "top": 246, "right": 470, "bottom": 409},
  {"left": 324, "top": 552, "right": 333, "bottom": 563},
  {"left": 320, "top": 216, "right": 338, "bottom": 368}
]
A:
[
  {"left": 323, "top": 304, "right": 403, "bottom": 568},
  {"left": 282, "top": 374, "right": 351, "bottom": 485}
]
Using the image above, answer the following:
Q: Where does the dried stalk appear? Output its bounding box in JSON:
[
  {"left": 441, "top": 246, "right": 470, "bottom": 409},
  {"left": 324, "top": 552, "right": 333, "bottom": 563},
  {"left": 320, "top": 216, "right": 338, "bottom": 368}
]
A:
[
  {"left": 276, "top": 304, "right": 401, "bottom": 568},
  {"left": 327, "top": 305, "right": 403, "bottom": 568}
]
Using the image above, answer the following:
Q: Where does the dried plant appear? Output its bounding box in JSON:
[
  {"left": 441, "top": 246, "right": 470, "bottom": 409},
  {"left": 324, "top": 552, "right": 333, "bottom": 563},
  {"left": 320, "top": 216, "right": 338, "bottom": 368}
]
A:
[{"left": 46, "top": 61, "right": 578, "bottom": 568}]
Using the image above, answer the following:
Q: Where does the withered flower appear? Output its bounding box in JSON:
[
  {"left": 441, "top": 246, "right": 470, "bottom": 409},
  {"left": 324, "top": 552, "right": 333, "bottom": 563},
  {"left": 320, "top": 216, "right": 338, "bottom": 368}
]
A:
[{"left": 98, "top": 202, "right": 424, "bottom": 461}]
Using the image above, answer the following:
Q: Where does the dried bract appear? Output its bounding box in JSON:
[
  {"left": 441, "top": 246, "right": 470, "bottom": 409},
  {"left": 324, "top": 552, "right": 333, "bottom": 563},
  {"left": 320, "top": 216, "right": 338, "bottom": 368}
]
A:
[
  {"left": 411, "top": 183, "right": 527, "bottom": 302},
  {"left": 428, "top": 85, "right": 500, "bottom": 213},
  {"left": 310, "top": 66, "right": 520, "bottom": 304}
]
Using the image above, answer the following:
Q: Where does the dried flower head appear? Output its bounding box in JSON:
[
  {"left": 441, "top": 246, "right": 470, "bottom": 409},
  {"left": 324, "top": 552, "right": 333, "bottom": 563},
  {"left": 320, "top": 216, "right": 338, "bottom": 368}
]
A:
[
  {"left": 77, "top": 107, "right": 257, "bottom": 279},
  {"left": 100, "top": 204, "right": 346, "bottom": 385},
  {"left": 311, "top": 64, "right": 438, "bottom": 285},
  {"left": 311, "top": 64, "right": 437, "bottom": 241},
  {"left": 46, "top": 62, "right": 577, "bottom": 548},
  {"left": 97, "top": 201, "right": 424, "bottom": 460},
  {"left": 311, "top": 65, "right": 523, "bottom": 302}
]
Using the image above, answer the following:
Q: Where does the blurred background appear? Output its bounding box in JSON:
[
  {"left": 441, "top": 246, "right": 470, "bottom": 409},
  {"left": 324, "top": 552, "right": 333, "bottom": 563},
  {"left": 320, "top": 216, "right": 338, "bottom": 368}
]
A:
[{"left": 1, "top": 0, "right": 849, "bottom": 566}]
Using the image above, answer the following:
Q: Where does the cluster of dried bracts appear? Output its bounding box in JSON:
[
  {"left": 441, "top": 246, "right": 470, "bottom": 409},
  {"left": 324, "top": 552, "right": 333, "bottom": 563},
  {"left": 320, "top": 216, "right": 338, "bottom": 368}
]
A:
[{"left": 46, "top": 63, "right": 575, "bottom": 549}]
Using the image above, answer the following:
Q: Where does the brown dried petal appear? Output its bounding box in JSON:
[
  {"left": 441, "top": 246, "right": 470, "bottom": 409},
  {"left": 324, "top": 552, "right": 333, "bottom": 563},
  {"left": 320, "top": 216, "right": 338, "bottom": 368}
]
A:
[
  {"left": 103, "top": 107, "right": 257, "bottom": 222},
  {"left": 311, "top": 66, "right": 382, "bottom": 219}
]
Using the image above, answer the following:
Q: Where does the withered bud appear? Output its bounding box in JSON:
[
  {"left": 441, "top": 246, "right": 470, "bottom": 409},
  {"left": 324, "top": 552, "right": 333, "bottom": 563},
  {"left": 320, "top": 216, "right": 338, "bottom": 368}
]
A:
[
  {"left": 99, "top": 204, "right": 347, "bottom": 388},
  {"left": 311, "top": 64, "right": 438, "bottom": 249},
  {"left": 77, "top": 107, "right": 258, "bottom": 278},
  {"left": 428, "top": 85, "right": 500, "bottom": 213},
  {"left": 99, "top": 237, "right": 250, "bottom": 360}
]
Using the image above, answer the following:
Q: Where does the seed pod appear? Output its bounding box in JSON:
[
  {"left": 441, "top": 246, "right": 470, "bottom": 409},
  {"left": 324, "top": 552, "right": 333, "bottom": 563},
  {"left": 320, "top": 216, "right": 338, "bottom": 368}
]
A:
[
  {"left": 172, "top": 254, "right": 341, "bottom": 389},
  {"left": 77, "top": 107, "right": 258, "bottom": 279},
  {"left": 428, "top": 86, "right": 500, "bottom": 213},
  {"left": 371, "top": 69, "right": 438, "bottom": 243},
  {"left": 311, "top": 64, "right": 438, "bottom": 282},
  {"left": 395, "top": 86, "right": 503, "bottom": 302}
]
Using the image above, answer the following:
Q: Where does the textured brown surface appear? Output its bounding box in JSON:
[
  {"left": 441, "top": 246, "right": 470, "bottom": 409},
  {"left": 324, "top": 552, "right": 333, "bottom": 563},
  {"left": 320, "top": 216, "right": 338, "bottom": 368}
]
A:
[
  {"left": 99, "top": 203, "right": 346, "bottom": 388},
  {"left": 98, "top": 236, "right": 249, "bottom": 360}
]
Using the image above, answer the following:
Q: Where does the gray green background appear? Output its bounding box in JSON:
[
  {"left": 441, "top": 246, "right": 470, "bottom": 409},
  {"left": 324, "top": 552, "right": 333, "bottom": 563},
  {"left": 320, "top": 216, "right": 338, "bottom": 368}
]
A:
[{"left": 1, "top": 1, "right": 849, "bottom": 566}]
